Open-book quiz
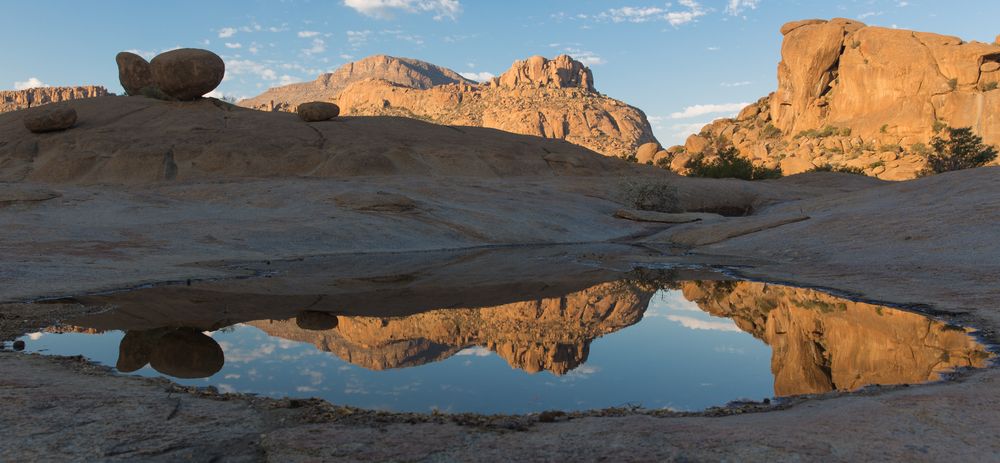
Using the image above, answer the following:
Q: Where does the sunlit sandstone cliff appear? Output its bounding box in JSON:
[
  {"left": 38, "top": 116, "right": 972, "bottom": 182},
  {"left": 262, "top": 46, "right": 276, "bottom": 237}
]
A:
[
  {"left": 682, "top": 281, "right": 992, "bottom": 396},
  {"left": 666, "top": 19, "right": 1000, "bottom": 180},
  {"left": 0, "top": 86, "right": 109, "bottom": 113},
  {"left": 239, "top": 54, "right": 658, "bottom": 157},
  {"left": 247, "top": 281, "right": 654, "bottom": 375}
]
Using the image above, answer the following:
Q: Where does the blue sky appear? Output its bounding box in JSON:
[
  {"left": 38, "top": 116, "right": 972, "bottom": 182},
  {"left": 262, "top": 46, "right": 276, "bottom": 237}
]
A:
[{"left": 3, "top": 0, "right": 999, "bottom": 145}]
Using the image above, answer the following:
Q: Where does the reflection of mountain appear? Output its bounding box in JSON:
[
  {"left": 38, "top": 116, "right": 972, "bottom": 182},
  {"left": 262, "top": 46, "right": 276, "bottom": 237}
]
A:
[
  {"left": 682, "top": 281, "right": 994, "bottom": 396},
  {"left": 248, "top": 281, "right": 655, "bottom": 375}
]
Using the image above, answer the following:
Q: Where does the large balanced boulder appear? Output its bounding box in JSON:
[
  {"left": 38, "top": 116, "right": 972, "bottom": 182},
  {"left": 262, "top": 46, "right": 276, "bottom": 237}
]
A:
[
  {"left": 115, "top": 52, "right": 154, "bottom": 96},
  {"left": 150, "top": 48, "right": 225, "bottom": 101},
  {"left": 23, "top": 106, "right": 77, "bottom": 133},
  {"left": 297, "top": 101, "right": 340, "bottom": 122},
  {"left": 635, "top": 142, "right": 661, "bottom": 163}
]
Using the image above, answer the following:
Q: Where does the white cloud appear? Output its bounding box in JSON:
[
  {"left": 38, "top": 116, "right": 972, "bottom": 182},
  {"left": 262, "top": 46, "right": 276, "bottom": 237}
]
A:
[
  {"left": 459, "top": 71, "right": 495, "bottom": 82},
  {"left": 721, "top": 81, "right": 751, "bottom": 87},
  {"left": 456, "top": 346, "right": 492, "bottom": 356},
  {"left": 666, "top": 315, "right": 741, "bottom": 332},
  {"left": 14, "top": 77, "right": 48, "bottom": 90},
  {"left": 303, "top": 38, "right": 326, "bottom": 55},
  {"left": 725, "top": 0, "right": 760, "bottom": 16},
  {"left": 227, "top": 59, "right": 278, "bottom": 81},
  {"left": 225, "top": 42, "right": 242, "bottom": 49},
  {"left": 298, "top": 30, "right": 320, "bottom": 38},
  {"left": 343, "top": 0, "right": 462, "bottom": 21},
  {"left": 218, "top": 27, "right": 237, "bottom": 38},
  {"left": 347, "top": 30, "right": 372, "bottom": 48},
  {"left": 599, "top": 0, "right": 705, "bottom": 26},
  {"left": 279, "top": 75, "right": 303, "bottom": 86},
  {"left": 552, "top": 45, "right": 605, "bottom": 66},
  {"left": 858, "top": 11, "right": 883, "bottom": 19},
  {"left": 669, "top": 102, "right": 749, "bottom": 119}
]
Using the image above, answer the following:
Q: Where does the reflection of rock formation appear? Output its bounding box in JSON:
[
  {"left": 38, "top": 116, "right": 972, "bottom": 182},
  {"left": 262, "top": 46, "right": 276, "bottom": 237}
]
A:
[
  {"left": 116, "top": 328, "right": 224, "bottom": 379},
  {"left": 248, "top": 281, "right": 654, "bottom": 375},
  {"left": 683, "top": 281, "right": 993, "bottom": 396}
]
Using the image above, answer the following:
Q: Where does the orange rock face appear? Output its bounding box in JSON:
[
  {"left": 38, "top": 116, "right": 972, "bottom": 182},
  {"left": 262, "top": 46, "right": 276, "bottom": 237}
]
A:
[
  {"left": 669, "top": 19, "right": 1000, "bottom": 180},
  {"left": 239, "top": 55, "right": 657, "bottom": 158},
  {"left": 682, "top": 281, "right": 993, "bottom": 396},
  {"left": 0, "top": 86, "right": 109, "bottom": 113}
]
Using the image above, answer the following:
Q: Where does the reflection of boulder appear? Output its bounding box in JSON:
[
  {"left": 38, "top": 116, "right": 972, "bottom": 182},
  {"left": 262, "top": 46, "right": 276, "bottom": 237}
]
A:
[
  {"left": 296, "top": 311, "right": 339, "bottom": 331},
  {"left": 249, "top": 281, "right": 654, "bottom": 375},
  {"left": 682, "top": 281, "right": 993, "bottom": 396},
  {"left": 116, "top": 327, "right": 224, "bottom": 379}
]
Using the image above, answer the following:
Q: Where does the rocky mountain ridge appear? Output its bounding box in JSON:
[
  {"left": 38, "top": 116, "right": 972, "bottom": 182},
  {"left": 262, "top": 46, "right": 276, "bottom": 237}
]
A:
[
  {"left": 239, "top": 54, "right": 658, "bottom": 157},
  {"left": 664, "top": 19, "right": 1000, "bottom": 180},
  {"left": 0, "top": 86, "right": 109, "bottom": 113}
]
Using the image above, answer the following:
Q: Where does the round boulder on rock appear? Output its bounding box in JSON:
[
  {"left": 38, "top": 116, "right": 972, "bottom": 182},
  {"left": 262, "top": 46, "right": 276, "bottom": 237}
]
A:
[
  {"left": 24, "top": 107, "right": 77, "bottom": 133},
  {"left": 116, "top": 51, "right": 154, "bottom": 96},
  {"left": 150, "top": 48, "right": 225, "bottom": 101},
  {"left": 298, "top": 101, "right": 341, "bottom": 122},
  {"left": 635, "top": 142, "right": 661, "bottom": 164}
]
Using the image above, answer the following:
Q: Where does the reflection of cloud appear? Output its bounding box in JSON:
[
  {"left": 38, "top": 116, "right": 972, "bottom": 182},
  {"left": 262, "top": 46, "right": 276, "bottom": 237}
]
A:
[
  {"left": 456, "top": 346, "right": 492, "bottom": 357},
  {"left": 666, "top": 315, "right": 741, "bottom": 332},
  {"left": 224, "top": 374, "right": 241, "bottom": 379},
  {"left": 714, "top": 345, "right": 746, "bottom": 355},
  {"left": 563, "top": 364, "right": 600, "bottom": 380},
  {"left": 301, "top": 368, "right": 324, "bottom": 385},
  {"left": 296, "top": 386, "right": 318, "bottom": 392},
  {"left": 27, "top": 332, "right": 44, "bottom": 340},
  {"left": 219, "top": 341, "right": 276, "bottom": 362},
  {"left": 217, "top": 383, "right": 236, "bottom": 393}
]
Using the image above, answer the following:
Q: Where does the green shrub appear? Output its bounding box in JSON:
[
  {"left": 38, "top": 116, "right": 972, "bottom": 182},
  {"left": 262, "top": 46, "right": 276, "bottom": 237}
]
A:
[
  {"left": 809, "top": 164, "right": 867, "bottom": 175},
  {"left": 619, "top": 179, "right": 682, "bottom": 212},
  {"left": 761, "top": 123, "right": 782, "bottom": 139},
  {"left": 838, "top": 127, "right": 852, "bottom": 137},
  {"left": 878, "top": 143, "right": 901, "bottom": 153},
  {"left": 932, "top": 120, "right": 947, "bottom": 133},
  {"left": 868, "top": 160, "right": 885, "bottom": 169},
  {"left": 948, "top": 78, "right": 958, "bottom": 91},
  {"left": 922, "top": 126, "right": 998, "bottom": 174},
  {"left": 851, "top": 40, "right": 861, "bottom": 49},
  {"left": 982, "top": 81, "right": 999, "bottom": 92},
  {"left": 880, "top": 124, "right": 889, "bottom": 134},
  {"left": 684, "top": 148, "right": 783, "bottom": 180},
  {"left": 909, "top": 143, "right": 931, "bottom": 157}
]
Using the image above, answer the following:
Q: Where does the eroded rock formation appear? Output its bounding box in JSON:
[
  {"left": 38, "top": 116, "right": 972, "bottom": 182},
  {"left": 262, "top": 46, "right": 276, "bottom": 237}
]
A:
[
  {"left": 667, "top": 19, "right": 1000, "bottom": 180},
  {"left": 682, "top": 281, "right": 993, "bottom": 396},
  {"left": 247, "top": 281, "right": 654, "bottom": 375},
  {"left": 239, "top": 55, "right": 657, "bottom": 157},
  {"left": 0, "top": 86, "right": 109, "bottom": 113}
]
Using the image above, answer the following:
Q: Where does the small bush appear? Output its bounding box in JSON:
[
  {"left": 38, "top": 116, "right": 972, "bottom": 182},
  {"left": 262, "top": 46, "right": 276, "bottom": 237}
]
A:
[
  {"left": 878, "top": 143, "right": 901, "bottom": 153},
  {"left": 761, "top": 123, "right": 782, "bottom": 139},
  {"left": 923, "top": 126, "right": 998, "bottom": 174},
  {"left": 910, "top": 143, "right": 931, "bottom": 157},
  {"left": 932, "top": 120, "right": 948, "bottom": 133},
  {"left": 809, "top": 164, "right": 867, "bottom": 175},
  {"left": 838, "top": 127, "right": 852, "bottom": 137},
  {"left": 982, "top": 81, "right": 999, "bottom": 92},
  {"left": 869, "top": 160, "right": 885, "bottom": 169},
  {"left": 620, "top": 179, "right": 682, "bottom": 213},
  {"left": 948, "top": 78, "right": 958, "bottom": 91},
  {"left": 880, "top": 124, "right": 889, "bottom": 134},
  {"left": 684, "top": 148, "right": 783, "bottom": 180},
  {"left": 851, "top": 40, "right": 861, "bottom": 49}
]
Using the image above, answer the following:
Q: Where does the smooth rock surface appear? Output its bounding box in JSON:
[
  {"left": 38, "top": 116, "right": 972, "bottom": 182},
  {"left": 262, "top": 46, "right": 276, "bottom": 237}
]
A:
[{"left": 115, "top": 51, "right": 154, "bottom": 96}]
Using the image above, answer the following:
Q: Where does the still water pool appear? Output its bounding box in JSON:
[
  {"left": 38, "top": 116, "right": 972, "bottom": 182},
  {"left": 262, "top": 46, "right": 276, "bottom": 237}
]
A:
[{"left": 19, "top": 279, "right": 993, "bottom": 414}]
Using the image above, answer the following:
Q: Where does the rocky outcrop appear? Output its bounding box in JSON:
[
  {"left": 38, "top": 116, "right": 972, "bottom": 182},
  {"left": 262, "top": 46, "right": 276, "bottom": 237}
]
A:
[
  {"left": 0, "top": 86, "right": 109, "bottom": 113},
  {"left": 667, "top": 19, "right": 1000, "bottom": 180},
  {"left": 248, "top": 281, "right": 654, "bottom": 375},
  {"left": 682, "top": 281, "right": 992, "bottom": 396},
  {"left": 239, "top": 55, "right": 658, "bottom": 157},
  {"left": 23, "top": 107, "right": 77, "bottom": 133},
  {"left": 239, "top": 55, "right": 474, "bottom": 112}
]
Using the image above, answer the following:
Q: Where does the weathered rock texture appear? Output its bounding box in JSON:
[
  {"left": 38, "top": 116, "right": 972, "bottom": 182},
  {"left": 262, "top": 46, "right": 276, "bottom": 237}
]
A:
[
  {"left": 667, "top": 19, "right": 1000, "bottom": 180},
  {"left": 22, "top": 107, "right": 77, "bottom": 133},
  {"left": 149, "top": 48, "right": 225, "bottom": 101},
  {"left": 683, "top": 281, "right": 992, "bottom": 396},
  {"left": 248, "top": 281, "right": 654, "bottom": 375},
  {"left": 239, "top": 54, "right": 658, "bottom": 157},
  {"left": 0, "top": 86, "right": 109, "bottom": 113}
]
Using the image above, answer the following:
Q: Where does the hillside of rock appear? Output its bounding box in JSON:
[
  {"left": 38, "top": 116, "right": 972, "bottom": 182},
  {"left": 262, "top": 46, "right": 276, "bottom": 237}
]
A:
[
  {"left": 239, "top": 54, "right": 658, "bottom": 157},
  {"left": 665, "top": 19, "right": 1000, "bottom": 180},
  {"left": 0, "top": 86, "right": 109, "bottom": 113}
]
